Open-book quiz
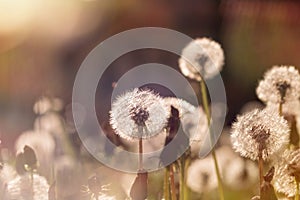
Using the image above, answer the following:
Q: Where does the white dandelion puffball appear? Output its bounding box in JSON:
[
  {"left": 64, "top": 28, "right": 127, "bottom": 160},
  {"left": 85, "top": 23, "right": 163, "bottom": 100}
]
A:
[
  {"left": 256, "top": 66, "right": 300, "bottom": 105},
  {"left": 179, "top": 37, "right": 224, "bottom": 81},
  {"left": 110, "top": 88, "right": 168, "bottom": 140},
  {"left": 231, "top": 109, "right": 290, "bottom": 161},
  {"left": 4, "top": 174, "right": 49, "bottom": 200},
  {"left": 273, "top": 149, "right": 300, "bottom": 198},
  {"left": 163, "top": 97, "right": 208, "bottom": 142}
]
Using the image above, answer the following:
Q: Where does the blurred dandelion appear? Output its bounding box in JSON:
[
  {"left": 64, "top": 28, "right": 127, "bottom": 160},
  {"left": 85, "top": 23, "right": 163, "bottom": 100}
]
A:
[
  {"left": 223, "top": 156, "right": 258, "bottom": 190},
  {"left": 273, "top": 149, "right": 300, "bottom": 198},
  {"left": 256, "top": 66, "right": 300, "bottom": 108},
  {"left": 15, "top": 145, "right": 37, "bottom": 175},
  {"left": 110, "top": 88, "right": 168, "bottom": 140},
  {"left": 33, "top": 96, "right": 63, "bottom": 115},
  {"left": 15, "top": 130, "right": 55, "bottom": 178},
  {"left": 231, "top": 108, "right": 289, "bottom": 161},
  {"left": 163, "top": 97, "right": 208, "bottom": 142},
  {"left": 34, "top": 112, "right": 66, "bottom": 136},
  {"left": 4, "top": 173, "right": 49, "bottom": 200},
  {"left": 163, "top": 97, "right": 196, "bottom": 116},
  {"left": 178, "top": 37, "right": 224, "bottom": 81},
  {"left": 187, "top": 157, "right": 218, "bottom": 194}
]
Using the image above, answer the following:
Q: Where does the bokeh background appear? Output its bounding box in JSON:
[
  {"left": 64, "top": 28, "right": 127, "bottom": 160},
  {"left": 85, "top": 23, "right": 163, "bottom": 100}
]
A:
[
  {"left": 1, "top": 0, "right": 300, "bottom": 143},
  {"left": 1, "top": 1, "right": 300, "bottom": 198}
]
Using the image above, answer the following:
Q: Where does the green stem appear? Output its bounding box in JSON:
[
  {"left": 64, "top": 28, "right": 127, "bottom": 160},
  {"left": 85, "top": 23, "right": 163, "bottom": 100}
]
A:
[
  {"left": 164, "top": 167, "right": 170, "bottom": 200},
  {"left": 200, "top": 80, "right": 224, "bottom": 200}
]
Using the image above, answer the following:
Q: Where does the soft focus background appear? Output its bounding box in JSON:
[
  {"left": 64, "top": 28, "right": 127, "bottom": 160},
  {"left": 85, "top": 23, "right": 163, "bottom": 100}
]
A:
[{"left": 1, "top": 0, "right": 300, "bottom": 199}]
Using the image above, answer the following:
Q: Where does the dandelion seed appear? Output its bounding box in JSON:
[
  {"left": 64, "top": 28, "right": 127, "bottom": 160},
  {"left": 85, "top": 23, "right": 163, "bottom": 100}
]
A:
[
  {"left": 231, "top": 109, "right": 290, "bottom": 161},
  {"left": 110, "top": 88, "right": 168, "bottom": 140},
  {"left": 4, "top": 174, "right": 49, "bottom": 200},
  {"left": 273, "top": 149, "right": 300, "bottom": 198},
  {"left": 178, "top": 38, "right": 224, "bottom": 81},
  {"left": 256, "top": 66, "right": 300, "bottom": 105}
]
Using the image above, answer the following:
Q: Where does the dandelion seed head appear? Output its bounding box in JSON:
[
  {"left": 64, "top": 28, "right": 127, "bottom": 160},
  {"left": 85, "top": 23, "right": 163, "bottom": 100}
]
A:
[
  {"left": 110, "top": 88, "right": 168, "bottom": 140},
  {"left": 256, "top": 66, "right": 300, "bottom": 104},
  {"left": 273, "top": 149, "right": 300, "bottom": 197},
  {"left": 5, "top": 174, "right": 49, "bottom": 200},
  {"left": 179, "top": 37, "right": 224, "bottom": 80},
  {"left": 231, "top": 109, "right": 290, "bottom": 161}
]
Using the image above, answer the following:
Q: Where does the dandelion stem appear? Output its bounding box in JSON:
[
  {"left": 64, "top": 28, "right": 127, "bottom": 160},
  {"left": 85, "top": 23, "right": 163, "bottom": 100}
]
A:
[
  {"left": 258, "top": 155, "right": 264, "bottom": 196},
  {"left": 164, "top": 167, "right": 170, "bottom": 200},
  {"left": 139, "top": 138, "right": 143, "bottom": 170},
  {"left": 295, "top": 180, "right": 299, "bottom": 200},
  {"left": 183, "top": 156, "right": 190, "bottom": 200},
  {"left": 279, "top": 102, "right": 283, "bottom": 116},
  {"left": 169, "top": 164, "right": 177, "bottom": 200},
  {"left": 30, "top": 170, "right": 34, "bottom": 198},
  {"left": 179, "top": 157, "right": 185, "bottom": 200},
  {"left": 200, "top": 80, "right": 224, "bottom": 200},
  {"left": 178, "top": 154, "right": 191, "bottom": 200}
]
